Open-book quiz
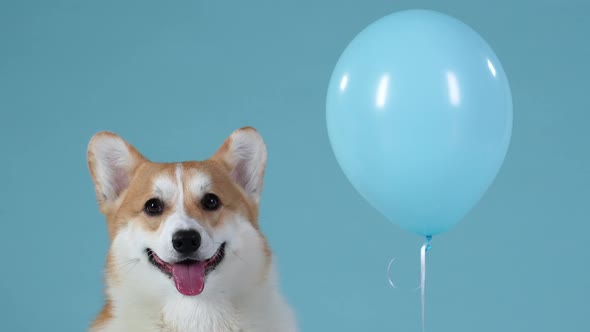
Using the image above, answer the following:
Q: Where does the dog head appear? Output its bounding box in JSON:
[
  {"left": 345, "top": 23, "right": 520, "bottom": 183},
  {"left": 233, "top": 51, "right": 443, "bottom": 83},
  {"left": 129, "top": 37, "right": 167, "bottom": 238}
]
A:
[{"left": 87, "top": 127, "right": 270, "bottom": 299}]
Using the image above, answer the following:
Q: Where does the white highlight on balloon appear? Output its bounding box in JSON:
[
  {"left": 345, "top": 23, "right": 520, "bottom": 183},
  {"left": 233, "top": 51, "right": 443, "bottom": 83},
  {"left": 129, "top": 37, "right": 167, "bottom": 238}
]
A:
[
  {"left": 446, "top": 71, "right": 461, "bottom": 107},
  {"left": 339, "top": 74, "right": 349, "bottom": 91},
  {"left": 487, "top": 58, "right": 497, "bottom": 77},
  {"left": 376, "top": 74, "right": 390, "bottom": 108}
]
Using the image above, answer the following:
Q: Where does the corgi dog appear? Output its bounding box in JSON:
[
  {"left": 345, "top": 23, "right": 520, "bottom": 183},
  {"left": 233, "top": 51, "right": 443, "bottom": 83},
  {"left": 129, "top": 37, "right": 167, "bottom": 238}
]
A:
[{"left": 87, "top": 127, "right": 297, "bottom": 332}]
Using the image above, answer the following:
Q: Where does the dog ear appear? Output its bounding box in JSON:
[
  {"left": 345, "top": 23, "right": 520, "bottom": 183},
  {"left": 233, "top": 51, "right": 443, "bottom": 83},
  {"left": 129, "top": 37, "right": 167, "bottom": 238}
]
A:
[
  {"left": 87, "top": 132, "right": 147, "bottom": 210},
  {"left": 212, "top": 127, "right": 268, "bottom": 203}
]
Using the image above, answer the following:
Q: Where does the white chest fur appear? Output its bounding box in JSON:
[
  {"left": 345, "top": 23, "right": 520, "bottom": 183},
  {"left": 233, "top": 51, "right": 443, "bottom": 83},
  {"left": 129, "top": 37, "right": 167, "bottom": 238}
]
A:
[{"left": 94, "top": 273, "right": 297, "bottom": 332}]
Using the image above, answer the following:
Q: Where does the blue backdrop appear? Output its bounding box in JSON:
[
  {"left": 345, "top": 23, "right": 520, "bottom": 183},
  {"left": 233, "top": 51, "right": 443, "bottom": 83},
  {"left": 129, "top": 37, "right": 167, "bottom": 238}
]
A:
[{"left": 1, "top": 1, "right": 588, "bottom": 331}]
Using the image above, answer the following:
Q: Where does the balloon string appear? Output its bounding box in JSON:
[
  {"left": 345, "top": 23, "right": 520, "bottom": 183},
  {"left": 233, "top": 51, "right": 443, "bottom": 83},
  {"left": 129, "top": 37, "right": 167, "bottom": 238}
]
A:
[
  {"left": 386, "top": 257, "right": 398, "bottom": 288},
  {"left": 421, "top": 235, "right": 432, "bottom": 332},
  {"left": 386, "top": 235, "right": 432, "bottom": 332}
]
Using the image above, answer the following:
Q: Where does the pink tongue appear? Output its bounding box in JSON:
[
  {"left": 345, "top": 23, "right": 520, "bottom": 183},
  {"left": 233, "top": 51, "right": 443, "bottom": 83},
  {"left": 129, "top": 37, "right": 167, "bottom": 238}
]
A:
[{"left": 172, "top": 262, "right": 206, "bottom": 296}]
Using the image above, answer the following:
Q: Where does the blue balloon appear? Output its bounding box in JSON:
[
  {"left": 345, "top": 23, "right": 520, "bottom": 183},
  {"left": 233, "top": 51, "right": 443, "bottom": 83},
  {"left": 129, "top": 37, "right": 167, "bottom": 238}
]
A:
[{"left": 326, "top": 10, "right": 513, "bottom": 237}]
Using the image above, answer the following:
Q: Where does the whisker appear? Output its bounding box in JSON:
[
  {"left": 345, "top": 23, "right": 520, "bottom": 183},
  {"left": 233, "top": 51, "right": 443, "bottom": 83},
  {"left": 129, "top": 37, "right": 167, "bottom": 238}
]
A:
[
  {"left": 211, "top": 241, "right": 248, "bottom": 265},
  {"left": 109, "top": 258, "right": 141, "bottom": 275},
  {"left": 112, "top": 258, "right": 140, "bottom": 269},
  {"left": 231, "top": 250, "right": 249, "bottom": 265},
  {"left": 201, "top": 179, "right": 233, "bottom": 189},
  {"left": 123, "top": 260, "right": 140, "bottom": 274}
]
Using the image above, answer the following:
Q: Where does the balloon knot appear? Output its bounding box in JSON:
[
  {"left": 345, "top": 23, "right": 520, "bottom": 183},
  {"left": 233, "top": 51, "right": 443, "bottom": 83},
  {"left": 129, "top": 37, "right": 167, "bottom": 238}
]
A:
[{"left": 425, "top": 235, "right": 432, "bottom": 251}]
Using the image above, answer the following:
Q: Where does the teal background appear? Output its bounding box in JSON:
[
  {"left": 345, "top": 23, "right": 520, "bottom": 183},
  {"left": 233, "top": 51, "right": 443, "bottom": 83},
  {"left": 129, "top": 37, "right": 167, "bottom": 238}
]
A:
[{"left": 0, "top": 1, "right": 588, "bottom": 331}]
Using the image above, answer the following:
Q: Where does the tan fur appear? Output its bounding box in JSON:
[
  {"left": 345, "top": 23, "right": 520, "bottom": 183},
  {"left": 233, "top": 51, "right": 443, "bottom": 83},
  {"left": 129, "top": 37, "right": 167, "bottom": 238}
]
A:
[
  {"left": 97, "top": 160, "right": 260, "bottom": 239},
  {"left": 87, "top": 132, "right": 147, "bottom": 216},
  {"left": 92, "top": 254, "right": 115, "bottom": 328},
  {"left": 91, "top": 299, "right": 113, "bottom": 330}
]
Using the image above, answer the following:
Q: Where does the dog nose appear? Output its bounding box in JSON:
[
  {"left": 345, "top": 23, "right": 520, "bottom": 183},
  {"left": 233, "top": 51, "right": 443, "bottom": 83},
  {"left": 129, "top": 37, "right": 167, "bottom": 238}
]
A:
[{"left": 172, "top": 230, "right": 201, "bottom": 254}]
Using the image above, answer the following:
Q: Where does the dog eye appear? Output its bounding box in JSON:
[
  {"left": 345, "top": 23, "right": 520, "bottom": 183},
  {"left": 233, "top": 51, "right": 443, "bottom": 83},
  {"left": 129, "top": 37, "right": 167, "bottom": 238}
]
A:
[
  {"left": 201, "top": 193, "right": 221, "bottom": 211},
  {"left": 144, "top": 198, "right": 164, "bottom": 216}
]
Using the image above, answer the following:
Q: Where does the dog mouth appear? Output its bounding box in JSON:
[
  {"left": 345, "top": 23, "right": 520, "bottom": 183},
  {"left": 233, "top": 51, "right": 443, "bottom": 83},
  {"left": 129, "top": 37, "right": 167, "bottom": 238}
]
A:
[{"left": 146, "top": 243, "right": 226, "bottom": 296}]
